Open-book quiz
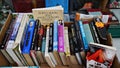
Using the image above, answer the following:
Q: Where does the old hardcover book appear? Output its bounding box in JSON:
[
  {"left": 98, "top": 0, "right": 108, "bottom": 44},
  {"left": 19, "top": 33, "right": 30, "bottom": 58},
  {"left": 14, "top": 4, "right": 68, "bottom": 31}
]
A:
[{"left": 32, "top": 6, "right": 63, "bottom": 26}]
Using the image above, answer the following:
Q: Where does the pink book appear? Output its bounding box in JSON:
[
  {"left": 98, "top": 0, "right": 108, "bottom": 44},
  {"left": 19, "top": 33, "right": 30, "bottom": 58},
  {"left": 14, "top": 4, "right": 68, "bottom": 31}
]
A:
[{"left": 58, "top": 22, "right": 64, "bottom": 52}]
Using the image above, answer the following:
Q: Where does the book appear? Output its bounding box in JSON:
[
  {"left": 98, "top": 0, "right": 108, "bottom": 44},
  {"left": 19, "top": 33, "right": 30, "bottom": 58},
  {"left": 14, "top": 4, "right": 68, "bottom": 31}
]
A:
[
  {"left": 0, "top": 14, "right": 17, "bottom": 65},
  {"left": 71, "top": 24, "right": 83, "bottom": 65},
  {"left": 89, "top": 22, "right": 100, "bottom": 43},
  {"left": 64, "top": 27, "right": 71, "bottom": 65},
  {"left": 13, "top": 14, "right": 29, "bottom": 66},
  {"left": 30, "top": 19, "right": 39, "bottom": 66},
  {"left": 36, "top": 21, "right": 46, "bottom": 64},
  {"left": 68, "top": 27, "right": 78, "bottom": 64},
  {"left": 48, "top": 23, "right": 57, "bottom": 65},
  {"left": 6, "top": 13, "right": 24, "bottom": 66},
  {"left": 45, "top": 26, "right": 55, "bottom": 68},
  {"left": 64, "top": 27, "right": 70, "bottom": 56},
  {"left": 53, "top": 20, "right": 63, "bottom": 65},
  {"left": 83, "top": 23, "right": 94, "bottom": 44},
  {"left": 22, "top": 19, "right": 36, "bottom": 66},
  {"left": 32, "top": 6, "right": 63, "bottom": 26},
  {"left": 78, "top": 20, "right": 88, "bottom": 50},
  {"left": 45, "top": 0, "right": 69, "bottom": 13},
  {"left": 58, "top": 20, "right": 68, "bottom": 65}
]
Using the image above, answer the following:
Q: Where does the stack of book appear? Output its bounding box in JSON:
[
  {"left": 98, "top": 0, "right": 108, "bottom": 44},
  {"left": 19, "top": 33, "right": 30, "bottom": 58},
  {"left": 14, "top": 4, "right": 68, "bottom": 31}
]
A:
[{"left": 0, "top": 6, "right": 117, "bottom": 68}]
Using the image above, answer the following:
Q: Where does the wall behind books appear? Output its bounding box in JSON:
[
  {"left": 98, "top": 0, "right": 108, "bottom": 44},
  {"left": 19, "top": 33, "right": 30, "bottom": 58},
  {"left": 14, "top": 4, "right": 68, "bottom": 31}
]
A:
[
  {"left": 6, "top": 0, "right": 109, "bottom": 13},
  {"left": 12, "top": 0, "right": 45, "bottom": 12}
]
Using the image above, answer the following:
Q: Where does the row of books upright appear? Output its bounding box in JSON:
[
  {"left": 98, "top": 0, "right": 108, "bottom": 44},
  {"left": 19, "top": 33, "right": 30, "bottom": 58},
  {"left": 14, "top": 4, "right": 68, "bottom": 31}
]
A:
[{"left": 0, "top": 12, "right": 116, "bottom": 68}]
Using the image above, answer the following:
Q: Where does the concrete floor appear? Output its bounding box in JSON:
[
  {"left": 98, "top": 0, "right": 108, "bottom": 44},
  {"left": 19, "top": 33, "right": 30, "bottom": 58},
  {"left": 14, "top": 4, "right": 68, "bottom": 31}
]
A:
[{"left": 112, "top": 38, "right": 120, "bottom": 61}]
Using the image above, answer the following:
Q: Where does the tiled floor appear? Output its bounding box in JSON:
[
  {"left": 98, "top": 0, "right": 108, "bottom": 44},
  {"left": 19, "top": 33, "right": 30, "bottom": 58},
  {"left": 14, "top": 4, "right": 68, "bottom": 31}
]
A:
[{"left": 112, "top": 38, "right": 120, "bottom": 61}]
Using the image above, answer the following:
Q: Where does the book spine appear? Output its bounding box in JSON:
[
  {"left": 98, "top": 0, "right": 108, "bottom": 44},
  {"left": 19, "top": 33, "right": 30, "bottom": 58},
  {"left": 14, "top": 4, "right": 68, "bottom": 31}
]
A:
[
  {"left": 64, "top": 27, "right": 70, "bottom": 56},
  {"left": 38, "top": 24, "right": 44, "bottom": 51},
  {"left": 41, "top": 37, "right": 46, "bottom": 52},
  {"left": 68, "top": 28, "right": 74, "bottom": 55},
  {"left": 53, "top": 20, "right": 58, "bottom": 51},
  {"left": 71, "top": 24, "right": 80, "bottom": 52},
  {"left": 58, "top": 21, "right": 64, "bottom": 52},
  {"left": 22, "top": 19, "right": 36, "bottom": 54},
  {"left": 10, "top": 13, "right": 23, "bottom": 40},
  {"left": 78, "top": 20, "right": 88, "bottom": 50},
  {"left": 48, "top": 23, "right": 53, "bottom": 52},
  {"left": 31, "top": 19, "right": 39, "bottom": 50},
  {"left": 41, "top": 26, "right": 46, "bottom": 52},
  {"left": 45, "top": 26, "right": 50, "bottom": 57}
]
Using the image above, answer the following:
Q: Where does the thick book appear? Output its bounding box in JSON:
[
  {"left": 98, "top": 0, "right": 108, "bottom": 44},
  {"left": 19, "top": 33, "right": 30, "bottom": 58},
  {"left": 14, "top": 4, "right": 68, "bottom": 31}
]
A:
[
  {"left": 6, "top": 13, "right": 24, "bottom": 66},
  {"left": 32, "top": 6, "right": 63, "bottom": 26},
  {"left": 13, "top": 14, "right": 29, "bottom": 66},
  {"left": 22, "top": 19, "right": 36, "bottom": 66}
]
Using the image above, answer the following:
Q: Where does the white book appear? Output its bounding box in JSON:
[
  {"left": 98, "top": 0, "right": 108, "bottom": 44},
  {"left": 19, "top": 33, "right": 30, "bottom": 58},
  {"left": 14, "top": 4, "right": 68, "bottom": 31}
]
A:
[{"left": 6, "top": 13, "right": 24, "bottom": 66}]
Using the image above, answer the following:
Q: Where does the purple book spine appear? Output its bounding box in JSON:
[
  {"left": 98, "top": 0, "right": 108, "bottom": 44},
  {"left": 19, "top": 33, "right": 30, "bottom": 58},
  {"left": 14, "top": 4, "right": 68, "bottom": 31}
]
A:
[{"left": 58, "top": 23, "right": 64, "bottom": 52}]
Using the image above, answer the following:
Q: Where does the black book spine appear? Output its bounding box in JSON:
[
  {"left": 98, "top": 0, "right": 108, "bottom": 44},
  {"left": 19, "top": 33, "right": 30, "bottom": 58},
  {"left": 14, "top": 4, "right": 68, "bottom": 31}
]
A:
[
  {"left": 68, "top": 27, "right": 75, "bottom": 55},
  {"left": 74, "top": 21, "right": 84, "bottom": 51},
  {"left": 48, "top": 23, "right": 53, "bottom": 52},
  {"left": 71, "top": 24, "right": 80, "bottom": 53},
  {"left": 31, "top": 19, "right": 39, "bottom": 50}
]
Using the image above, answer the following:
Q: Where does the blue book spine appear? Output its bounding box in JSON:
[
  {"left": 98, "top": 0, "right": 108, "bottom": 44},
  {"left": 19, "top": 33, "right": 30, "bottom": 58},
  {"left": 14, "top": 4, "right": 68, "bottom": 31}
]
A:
[
  {"left": 53, "top": 20, "right": 58, "bottom": 51},
  {"left": 41, "top": 37, "right": 46, "bottom": 52},
  {"left": 45, "top": 0, "right": 69, "bottom": 13},
  {"left": 22, "top": 19, "right": 36, "bottom": 54},
  {"left": 78, "top": 20, "right": 88, "bottom": 50},
  {"left": 10, "top": 14, "right": 23, "bottom": 40}
]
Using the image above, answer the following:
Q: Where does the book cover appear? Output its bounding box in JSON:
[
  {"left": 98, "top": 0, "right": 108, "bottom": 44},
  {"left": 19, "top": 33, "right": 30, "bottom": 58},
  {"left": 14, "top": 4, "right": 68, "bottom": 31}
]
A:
[
  {"left": 45, "top": 0, "right": 69, "bottom": 13},
  {"left": 83, "top": 24, "right": 94, "bottom": 43},
  {"left": 22, "top": 19, "right": 36, "bottom": 54},
  {"left": 32, "top": 6, "right": 63, "bottom": 25}
]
